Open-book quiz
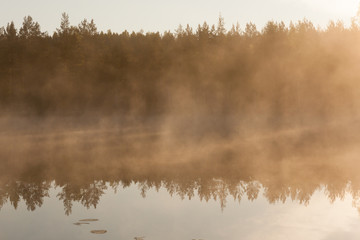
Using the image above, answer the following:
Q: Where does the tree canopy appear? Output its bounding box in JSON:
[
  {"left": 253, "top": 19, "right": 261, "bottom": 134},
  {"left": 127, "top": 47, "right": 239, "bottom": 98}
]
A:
[{"left": 0, "top": 13, "right": 360, "bottom": 133}]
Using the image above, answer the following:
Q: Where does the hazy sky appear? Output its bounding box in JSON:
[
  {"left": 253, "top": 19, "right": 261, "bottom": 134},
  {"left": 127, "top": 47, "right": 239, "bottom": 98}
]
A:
[{"left": 0, "top": 0, "right": 359, "bottom": 34}]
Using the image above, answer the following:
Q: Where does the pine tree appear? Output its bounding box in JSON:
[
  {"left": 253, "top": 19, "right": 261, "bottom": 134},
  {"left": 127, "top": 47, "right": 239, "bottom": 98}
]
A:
[
  {"left": 19, "top": 16, "right": 42, "bottom": 39},
  {"left": 216, "top": 14, "right": 226, "bottom": 36},
  {"left": 57, "top": 12, "right": 70, "bottom": 36},
  {"left": 5, "top": 21, "right": 17, "bottom": 40}
]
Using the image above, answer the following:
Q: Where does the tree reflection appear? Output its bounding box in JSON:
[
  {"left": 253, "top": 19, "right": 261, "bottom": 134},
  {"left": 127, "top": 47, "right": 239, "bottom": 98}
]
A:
[
  {"left": 1, "top": 124, "right": 360, "bottom": 215},
  {"left": 0, "top": 181, "right": 50, "bottom": 211},
  {"left": 57, "top": 181, "right": 107, "bottom": 215},
  {"left": 1, "top": 176, "right": 360, "bottom": 215}
]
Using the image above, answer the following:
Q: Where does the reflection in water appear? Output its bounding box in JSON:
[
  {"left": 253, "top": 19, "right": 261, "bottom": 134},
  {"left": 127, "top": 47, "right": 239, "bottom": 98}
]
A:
[
  {"left": 1, "top": 178, "right": 359, "bottom": 215},
  {"left": 1, "top": 121, "right": 360, "bottom": 215}
]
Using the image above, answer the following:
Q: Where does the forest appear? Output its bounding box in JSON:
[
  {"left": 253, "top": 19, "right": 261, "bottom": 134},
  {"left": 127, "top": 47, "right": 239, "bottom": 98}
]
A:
[
  {"left": 2, "top": 13, "right": 360, "bottom": 216},
  {"left": 1, "top": 13, "right": 360, "bottom": 133}
]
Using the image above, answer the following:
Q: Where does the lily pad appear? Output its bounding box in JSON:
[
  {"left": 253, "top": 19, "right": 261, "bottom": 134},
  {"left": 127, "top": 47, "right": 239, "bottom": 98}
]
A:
[
  {"left": 90, "top": 230, "right": 107, "bottom": 234},
  {"left": 73, "top": 222, "right": 90, "bottom": 225},
  {"left": 79, "top": 218, "right": 99, "bottom": 222}
]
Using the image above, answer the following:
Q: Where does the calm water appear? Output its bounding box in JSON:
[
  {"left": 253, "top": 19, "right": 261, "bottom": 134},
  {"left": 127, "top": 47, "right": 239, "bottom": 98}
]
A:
[{"left": 1, "top": 119, "right": 360, "bottom": 240}]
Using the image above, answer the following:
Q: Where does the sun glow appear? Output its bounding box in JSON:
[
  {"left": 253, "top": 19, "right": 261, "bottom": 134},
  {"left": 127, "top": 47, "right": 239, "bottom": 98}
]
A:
[{"left": 300, "top": 0, "right": 359, "bottom": 18}]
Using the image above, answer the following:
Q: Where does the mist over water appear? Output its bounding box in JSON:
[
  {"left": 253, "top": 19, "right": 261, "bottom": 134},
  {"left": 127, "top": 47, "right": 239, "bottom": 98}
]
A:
[
  {"left": 2, "top": 13, "right": 360, "bottom": 240},
  {"left": 1, "top": 116, "right": 360, "bottom": 213},
  {"left": 2, "top": 119, "right": 360, "bottom": 240}
]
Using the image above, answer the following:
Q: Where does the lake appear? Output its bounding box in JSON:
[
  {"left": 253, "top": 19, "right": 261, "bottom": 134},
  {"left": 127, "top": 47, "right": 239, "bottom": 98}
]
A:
[{"left": 1, "top": 117, "right": 360, "bottom": 240}]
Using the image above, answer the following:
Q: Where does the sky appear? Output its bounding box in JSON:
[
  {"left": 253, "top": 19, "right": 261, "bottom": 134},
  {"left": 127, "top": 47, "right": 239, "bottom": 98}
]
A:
[{"left": 0, "top": 0, "right": 359, "bottom": 34}]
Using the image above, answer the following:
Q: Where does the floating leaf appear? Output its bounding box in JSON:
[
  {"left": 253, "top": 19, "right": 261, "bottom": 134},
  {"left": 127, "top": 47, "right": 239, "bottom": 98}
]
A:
[
  {"left": 73, "top": 222, "right": 90, "bottom": 225},
  {"left": 90, "top": 230, "right": 107, "bottom": 234},
  {"left": 79, "top": 219, "right": 98, "bottom": 222}
]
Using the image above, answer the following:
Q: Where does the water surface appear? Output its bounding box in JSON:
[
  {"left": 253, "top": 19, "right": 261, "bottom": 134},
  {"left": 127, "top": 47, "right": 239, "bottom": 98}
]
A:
[{"left": 1, "top": 119, "right": 360, "bottom": 240}]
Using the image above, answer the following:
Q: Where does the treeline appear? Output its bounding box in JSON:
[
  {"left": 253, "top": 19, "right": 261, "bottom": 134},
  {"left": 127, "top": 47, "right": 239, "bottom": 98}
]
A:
[{"left": 1, "top": 13, "right": 360, "bottom": 130}]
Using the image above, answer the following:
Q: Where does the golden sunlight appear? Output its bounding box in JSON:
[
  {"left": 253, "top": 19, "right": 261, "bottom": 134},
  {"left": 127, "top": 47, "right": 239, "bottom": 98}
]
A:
[{"left": 301, "top": 0, "right": 359, "bottom": 17}]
